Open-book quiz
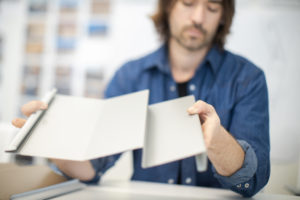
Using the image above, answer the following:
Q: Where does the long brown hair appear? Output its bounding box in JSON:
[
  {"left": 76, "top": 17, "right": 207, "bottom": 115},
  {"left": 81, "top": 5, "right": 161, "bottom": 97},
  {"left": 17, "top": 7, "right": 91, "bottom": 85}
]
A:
[{"left": 151, "top": 0, "right": 235, "bottom": 50}]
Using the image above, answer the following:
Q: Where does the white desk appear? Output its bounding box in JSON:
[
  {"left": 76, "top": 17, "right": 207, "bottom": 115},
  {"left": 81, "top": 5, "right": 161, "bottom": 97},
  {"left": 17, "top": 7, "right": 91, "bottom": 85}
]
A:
[{"left": 53, "top": 180, "right": 300, "bottom": 200}]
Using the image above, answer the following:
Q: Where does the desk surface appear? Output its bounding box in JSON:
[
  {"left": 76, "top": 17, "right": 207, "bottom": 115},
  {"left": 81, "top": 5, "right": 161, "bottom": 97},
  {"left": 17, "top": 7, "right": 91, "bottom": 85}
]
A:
[{"left": 52, "top": 180, "right": 300, "bottom": 200}]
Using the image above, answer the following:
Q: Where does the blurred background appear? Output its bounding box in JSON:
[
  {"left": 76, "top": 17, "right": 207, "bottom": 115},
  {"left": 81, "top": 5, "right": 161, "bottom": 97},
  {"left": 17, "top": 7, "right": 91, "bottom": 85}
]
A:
[{"left": 0, "top": 0, "right": 299, "bottom": 196}]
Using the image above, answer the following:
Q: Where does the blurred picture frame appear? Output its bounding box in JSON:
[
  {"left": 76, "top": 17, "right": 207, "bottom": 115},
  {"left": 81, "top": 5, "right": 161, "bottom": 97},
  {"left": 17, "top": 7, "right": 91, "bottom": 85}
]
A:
[
  {"left": 88, "top": 21, "right": 108, "bottom": 37},
  {"left": 21, "top": 65, "right": 41, "bottom": 96},
  {"left": 59, "top": 0, "right": 78, "bottom": 16},
  {"left": 91, "top": 0, "right": 110, "bottom": 15},
  {"left": 28, "top": 0, "right": 47, "bottom": 15},
  {"left": 55, "top": 65, "right": 72, "bottom": 95},
  {"left": 84, "top": 67, "right": 105, "bottom": 98},
  {"left": 26, "top": 23, "right": 45, "bottom": 54}
]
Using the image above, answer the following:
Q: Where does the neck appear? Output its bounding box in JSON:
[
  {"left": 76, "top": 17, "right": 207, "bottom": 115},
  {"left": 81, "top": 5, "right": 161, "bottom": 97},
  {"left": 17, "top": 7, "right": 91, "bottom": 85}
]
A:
[{"left": 169, "top": 39, "right": 209, "bottom": 83}]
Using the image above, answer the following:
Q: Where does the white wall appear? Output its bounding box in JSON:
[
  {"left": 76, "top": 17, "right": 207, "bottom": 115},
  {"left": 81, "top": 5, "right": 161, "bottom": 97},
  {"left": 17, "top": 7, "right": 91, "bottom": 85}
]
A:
[
  {"left": 226, "top": 1, "right": 300, "bottom": 163},
  {"left": 0, "top": 1, "right": 26, "bottom": 122},
  {"left": 226, "top": 1, "right": 300, "bottom": 194}
]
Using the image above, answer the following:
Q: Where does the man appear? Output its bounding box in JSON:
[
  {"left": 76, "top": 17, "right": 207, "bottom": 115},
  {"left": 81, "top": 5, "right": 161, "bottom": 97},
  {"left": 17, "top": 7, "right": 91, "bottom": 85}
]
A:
[{"left": 13, "top": 0, "right": 270, "bottom": 197}]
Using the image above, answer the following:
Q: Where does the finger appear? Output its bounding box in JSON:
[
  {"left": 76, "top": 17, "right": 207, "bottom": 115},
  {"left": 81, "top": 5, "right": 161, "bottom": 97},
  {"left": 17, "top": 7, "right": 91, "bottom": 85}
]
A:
[
  {"left": 21, "top": 100, "right": 48, "bottom": 117},
  {"left": 12, "top": 118, "right": 27, "bottom": 128},
  {"left": 187, "top": 100, "right": 214, "bottom": 115}
]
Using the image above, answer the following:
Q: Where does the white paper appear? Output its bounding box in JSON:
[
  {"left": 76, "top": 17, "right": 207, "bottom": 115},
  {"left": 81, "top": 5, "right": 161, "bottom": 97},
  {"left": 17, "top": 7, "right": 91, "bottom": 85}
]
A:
[
  {"left": 18, "top": 90, "right": 149, "bottom": 161},
  {"left": 142, "top": 95, "right": 206, "bottom": 168}
]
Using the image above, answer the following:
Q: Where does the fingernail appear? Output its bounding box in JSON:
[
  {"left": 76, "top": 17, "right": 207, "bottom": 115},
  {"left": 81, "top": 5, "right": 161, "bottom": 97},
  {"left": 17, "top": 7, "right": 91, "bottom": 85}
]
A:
[
  {"left": 188, "top": 107, "right": 197, "bottom": 113},
  {"left": 40, "top": 103, "right": 48, "bottom": 109}
]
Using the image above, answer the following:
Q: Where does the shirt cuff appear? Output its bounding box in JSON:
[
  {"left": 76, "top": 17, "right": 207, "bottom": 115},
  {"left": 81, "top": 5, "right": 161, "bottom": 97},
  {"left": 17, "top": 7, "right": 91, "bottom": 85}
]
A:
[
  {"left": 212, "top": 140, "right": 258, "bottom": 188},
  {"left": 88, "top": 157, "right": 109, "bottom": 183},
  {"left": 49, "top": 161, "right": 100, "bottom": 184}
]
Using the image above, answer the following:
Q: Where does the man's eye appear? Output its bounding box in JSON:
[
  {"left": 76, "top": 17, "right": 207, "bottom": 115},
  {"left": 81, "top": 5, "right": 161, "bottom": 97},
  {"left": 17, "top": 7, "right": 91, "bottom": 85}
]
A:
[
  {"left": 207, "top": 3, "right": 221, "bottom": 13},
  {"left": 181, "top": 0, "right": 195, "bottom": 7}
]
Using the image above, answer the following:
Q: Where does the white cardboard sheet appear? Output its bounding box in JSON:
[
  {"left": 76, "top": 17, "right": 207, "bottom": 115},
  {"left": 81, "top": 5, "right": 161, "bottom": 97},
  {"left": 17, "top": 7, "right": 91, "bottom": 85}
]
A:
[
  {"left": 142, "top": 96, "right": 206, "bottom": 169},
  {"left": 18, "top": 90, "right": 149, "bottom": 161}
]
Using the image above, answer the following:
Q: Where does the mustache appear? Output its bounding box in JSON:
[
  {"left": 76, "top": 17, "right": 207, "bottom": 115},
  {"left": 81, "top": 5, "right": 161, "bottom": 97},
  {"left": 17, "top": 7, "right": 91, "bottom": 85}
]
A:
[{"left": 183, "top": 23, "right": 207, "bottom": 35}]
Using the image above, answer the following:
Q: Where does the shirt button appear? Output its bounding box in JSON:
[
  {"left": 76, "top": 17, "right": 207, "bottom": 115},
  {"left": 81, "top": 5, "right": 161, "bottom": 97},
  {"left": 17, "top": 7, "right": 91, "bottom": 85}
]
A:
[
  {"left": 168, "top": 179, "right": 174, "bottom": 184},
  {"left": 236, "top": 184, "right": 241, "bottom": 188},
  {"left": 245, "top": 183, "right": 250, "bottom": 188},
  {"left": 189, "top": 84, "right": 196, "bottom": 91},
  {"left": 185, "top": 177, "right": 192, "bottom": 184},
  {"left": 170, "top": 85, "right": 176, "bottom": 92}
]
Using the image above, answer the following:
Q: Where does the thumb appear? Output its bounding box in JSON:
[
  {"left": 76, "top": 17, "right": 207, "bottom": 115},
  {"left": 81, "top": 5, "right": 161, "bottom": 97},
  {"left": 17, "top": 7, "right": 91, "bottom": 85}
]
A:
[{"left": 12, "top": 118, "right": 26, "bottom": 128}]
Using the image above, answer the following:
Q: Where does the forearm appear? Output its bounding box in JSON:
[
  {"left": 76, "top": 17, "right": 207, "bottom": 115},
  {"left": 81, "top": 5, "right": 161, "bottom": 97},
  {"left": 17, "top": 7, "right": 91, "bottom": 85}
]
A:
[
  {"left": 207, "top": 126, "right": 245, "bottom": 176},
  {"left": 50, "top": 159, "right": 95, "bottom": 181},
  {"left": 187, "top": 101, "right": 245, "bottom": 176}
]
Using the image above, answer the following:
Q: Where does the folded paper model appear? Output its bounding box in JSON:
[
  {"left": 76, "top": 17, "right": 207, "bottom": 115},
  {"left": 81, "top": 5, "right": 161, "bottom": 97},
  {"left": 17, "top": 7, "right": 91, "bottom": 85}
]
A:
[{"left": 6, "top": 89, "right": 207, "bottom": 171}]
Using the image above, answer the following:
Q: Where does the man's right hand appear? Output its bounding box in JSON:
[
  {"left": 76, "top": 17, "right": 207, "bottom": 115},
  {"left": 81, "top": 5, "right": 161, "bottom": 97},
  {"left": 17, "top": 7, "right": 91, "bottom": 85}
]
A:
[{"left": 11, "top": 100, "right": 96, "bottom": 181}]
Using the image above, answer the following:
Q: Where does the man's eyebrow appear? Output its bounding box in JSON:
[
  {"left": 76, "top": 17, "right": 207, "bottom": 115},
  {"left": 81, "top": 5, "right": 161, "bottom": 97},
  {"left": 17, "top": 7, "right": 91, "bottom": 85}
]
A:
[{"left": 208, "top": 0, "right": 223, "bottom": 3}]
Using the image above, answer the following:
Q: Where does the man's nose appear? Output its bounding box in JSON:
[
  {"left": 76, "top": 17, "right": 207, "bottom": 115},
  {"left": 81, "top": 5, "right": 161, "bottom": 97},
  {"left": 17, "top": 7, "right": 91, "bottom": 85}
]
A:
[{"left": 190, "top": 4, "right": 206, "bottom": 25}]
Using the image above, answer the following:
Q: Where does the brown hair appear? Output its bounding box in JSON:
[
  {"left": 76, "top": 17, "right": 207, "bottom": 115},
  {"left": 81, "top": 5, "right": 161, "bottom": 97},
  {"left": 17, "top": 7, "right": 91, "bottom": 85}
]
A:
[{"left": 151, "top": 0, "right": 235, "bottom": 50}]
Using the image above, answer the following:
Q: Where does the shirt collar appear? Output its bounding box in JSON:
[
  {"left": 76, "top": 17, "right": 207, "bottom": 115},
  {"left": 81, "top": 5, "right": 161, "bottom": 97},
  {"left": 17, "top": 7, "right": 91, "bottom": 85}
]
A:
[
  {"left": 142, "top": 43, "right": 171, "bottom": 74},
  {"left": 204, "top": 45, "right": 224, "bottom": 75},
  {"left": 142, "top": 43, "right": 224, "bottom": 75}
]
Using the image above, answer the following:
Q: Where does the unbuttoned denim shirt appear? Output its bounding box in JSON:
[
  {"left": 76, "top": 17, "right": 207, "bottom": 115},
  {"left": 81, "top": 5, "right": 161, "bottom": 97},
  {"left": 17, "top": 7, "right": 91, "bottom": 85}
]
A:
[{"left": 89, "top": 44, "right": 270, "bottom": 197}]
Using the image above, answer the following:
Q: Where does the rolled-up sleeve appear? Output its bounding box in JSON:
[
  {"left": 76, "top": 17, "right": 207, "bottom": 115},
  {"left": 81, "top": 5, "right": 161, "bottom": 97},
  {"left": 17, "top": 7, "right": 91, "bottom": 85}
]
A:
[
  {"left": 214, "top": 68, "right": 270, "bottom": 197},
  {"left": 212, "top": 140, "right": 258, "bottom": 189},
  {"left": 212, "top": 140, "right": 257, "bottom": 195},
  {"left": 88, "top": 154, "right": 122, "bottom": 184}
]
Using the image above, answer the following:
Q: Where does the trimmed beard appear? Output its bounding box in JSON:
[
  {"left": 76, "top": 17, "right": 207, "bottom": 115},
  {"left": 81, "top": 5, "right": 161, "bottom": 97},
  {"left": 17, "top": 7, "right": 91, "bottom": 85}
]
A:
[{"left": 171, "top": 24, "right": 214, "bottom": 52}]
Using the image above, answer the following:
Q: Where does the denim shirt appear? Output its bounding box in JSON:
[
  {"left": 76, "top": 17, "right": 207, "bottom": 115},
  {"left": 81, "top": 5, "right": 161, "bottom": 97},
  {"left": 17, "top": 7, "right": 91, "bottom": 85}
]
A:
[{"left": 90, "top": 44, "right": 270, "bottom": 197}]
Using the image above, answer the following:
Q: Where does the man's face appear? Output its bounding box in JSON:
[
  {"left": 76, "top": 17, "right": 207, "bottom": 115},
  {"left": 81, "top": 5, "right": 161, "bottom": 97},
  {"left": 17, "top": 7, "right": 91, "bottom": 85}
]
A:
[{"left": 169, "top": 0, "right": 223, "bottom": 51}]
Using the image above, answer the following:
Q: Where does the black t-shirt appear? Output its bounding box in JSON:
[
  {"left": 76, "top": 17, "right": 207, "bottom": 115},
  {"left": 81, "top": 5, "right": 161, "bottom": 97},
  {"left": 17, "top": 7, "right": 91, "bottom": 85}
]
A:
[
  {"left": 176, "top": 81, "right": 188, "bottom": 184},
  {"left": 177, "top": 82, "right": 188, "bottom": 98}
]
